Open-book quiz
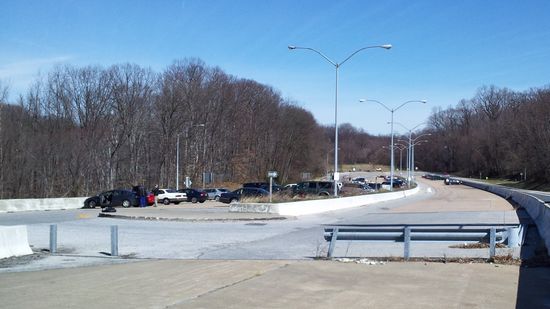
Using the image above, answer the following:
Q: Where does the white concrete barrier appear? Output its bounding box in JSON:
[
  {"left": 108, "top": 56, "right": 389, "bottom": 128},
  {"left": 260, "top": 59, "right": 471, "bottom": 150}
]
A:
[
  {"left": 0, "top": 225, "right": 33, "bottom": 259},
  {"left": 461, "top": 179, "right": 550, "bottom": 255},
  {"left": 230, "top": 186, "right": 420, "bottom": 216},
  {"left": 0, "top": 197, "right": 87, "bottom": 213}
]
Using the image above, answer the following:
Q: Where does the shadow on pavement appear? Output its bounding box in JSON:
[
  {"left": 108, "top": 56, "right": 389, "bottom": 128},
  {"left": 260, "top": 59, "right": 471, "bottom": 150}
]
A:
[{"left": 514, "top": 208, "right": 550, "bottom": 309}]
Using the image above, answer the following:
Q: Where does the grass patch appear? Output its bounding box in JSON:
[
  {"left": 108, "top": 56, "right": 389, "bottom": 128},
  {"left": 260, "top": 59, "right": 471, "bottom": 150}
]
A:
[{"left": 475, "top": 178, "right": 550, "bottom": 192}]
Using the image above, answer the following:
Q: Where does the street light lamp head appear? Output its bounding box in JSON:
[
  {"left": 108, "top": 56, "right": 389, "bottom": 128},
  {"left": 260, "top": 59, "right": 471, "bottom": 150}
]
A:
[
  {"left": 381, "top": 44, "right": 392, "bottom": 50},
  {"left": 359, "top": 99, "right": 366, "bottom": 103},
  {"left": 288, "top": 45, "right": 296, "bottom": 50},
  {"left": 421, "top": 100, "right": 427, "bottom": 103}
]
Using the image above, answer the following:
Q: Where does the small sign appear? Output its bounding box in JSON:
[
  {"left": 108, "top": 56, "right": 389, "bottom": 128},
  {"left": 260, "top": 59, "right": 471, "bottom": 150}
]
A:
[
  {"left": 267, "top": 171, "right": 278, "bottom": 178},
  {"left": 333, "top": 172, "right": 340, "bottom": 181}
]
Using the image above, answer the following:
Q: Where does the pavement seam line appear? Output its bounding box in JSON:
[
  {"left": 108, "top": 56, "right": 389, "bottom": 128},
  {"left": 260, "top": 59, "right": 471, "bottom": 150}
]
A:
[{"left": 164, "top": 262, "right": 292, "bottom": 308}]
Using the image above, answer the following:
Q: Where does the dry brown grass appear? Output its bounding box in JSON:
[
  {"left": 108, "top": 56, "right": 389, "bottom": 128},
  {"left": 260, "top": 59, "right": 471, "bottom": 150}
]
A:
[{"left": 449, "top": 242, "right": 507, "bottom": 249}]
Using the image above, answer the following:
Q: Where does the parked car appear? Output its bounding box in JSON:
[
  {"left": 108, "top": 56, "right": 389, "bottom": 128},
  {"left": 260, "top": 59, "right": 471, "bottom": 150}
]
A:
[
  {"left": 444, "top": 178, "right": 462, "bottom": 185},
  {"left": 146, "top": 192, "right": 155, "bottom": 205},
  {"left": 178, "top": 188, "right": 208, "bottom": 203},
  {"left": 381, "top": 180, "right": 404, "bottom": 190},
  {"left": 219, "top": 187, "right": 269, "bottom": 204},
  {"left": 203, "top": 188, "right": 230, "bottom": 201},
  {"left": 351, "top": 177, "right": 366, "bottom": 184},
  {"left": 243, "top": 182, "right": 282, "bottom": 192},
  {"left": 84, "top": 189, "right": 140, "bottom": 208},
  {"left": 360, "top": 184, "right": 377, "bottom": 193},
  {"left": 283, "top": 183, "right": 297, "bottom": 190},
  {"left": 293, "top": 181, "right": 339, "bottom": 196},
  {"left": 156, "top": 189, "right": 186, "bottom": 205}
]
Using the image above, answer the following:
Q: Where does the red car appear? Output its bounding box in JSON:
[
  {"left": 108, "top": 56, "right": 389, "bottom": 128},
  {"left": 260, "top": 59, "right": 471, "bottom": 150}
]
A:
[{"left": 146, "top": 192, "right": 155, "bottom": 205}]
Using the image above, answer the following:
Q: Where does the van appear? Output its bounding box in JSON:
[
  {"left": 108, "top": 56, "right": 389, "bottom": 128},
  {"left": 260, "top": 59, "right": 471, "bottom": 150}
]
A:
[{"left": 293, "top": 181, "right": 339, "bottom": 196}]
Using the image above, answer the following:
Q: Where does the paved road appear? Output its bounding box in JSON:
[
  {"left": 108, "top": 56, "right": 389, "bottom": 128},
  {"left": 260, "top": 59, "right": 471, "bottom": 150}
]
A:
[
  {"left": 1, "top": 176, "right": 548, "bottom": 308},
  {"left": 1, "top": 177, "right": 521, "bottom": 270}
]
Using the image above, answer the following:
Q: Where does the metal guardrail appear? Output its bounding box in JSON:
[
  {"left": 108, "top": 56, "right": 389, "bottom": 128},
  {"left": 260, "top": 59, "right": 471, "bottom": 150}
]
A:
[
  {"left": 324, "top": 224, "right": 524, "bottom": 259},
  {"left": 49, "top": 224, "right": 119, "bottom": 257}
]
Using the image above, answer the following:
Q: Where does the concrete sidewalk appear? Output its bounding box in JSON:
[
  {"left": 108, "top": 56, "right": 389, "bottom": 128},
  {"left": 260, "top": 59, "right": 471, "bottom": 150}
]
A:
[
  {"left": 95, "top": 203, "right": 289, "bottom": 221},
  {"left": 1, "top": 259, "right": 547, "bottom": 308}
]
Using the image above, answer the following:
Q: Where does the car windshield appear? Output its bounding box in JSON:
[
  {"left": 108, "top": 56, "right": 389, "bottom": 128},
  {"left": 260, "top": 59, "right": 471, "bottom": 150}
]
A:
[{"left": 165, "top": 189, "right": 177, "bottom": 193}]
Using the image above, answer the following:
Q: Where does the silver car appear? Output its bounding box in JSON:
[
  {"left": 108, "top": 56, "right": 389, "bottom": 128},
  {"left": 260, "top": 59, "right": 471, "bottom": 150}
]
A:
[{"left": 203, "top": 188, "right": 229, "bottom": 201}]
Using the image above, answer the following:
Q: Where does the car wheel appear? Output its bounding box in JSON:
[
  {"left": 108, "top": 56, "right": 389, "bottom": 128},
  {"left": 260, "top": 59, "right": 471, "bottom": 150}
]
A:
[
  {"left": 88, "top": 200, "right": 97, "bottom": 208},
  {"left": 319, "top": 192, "right": 329, "bottom": 196},
  {"left": 230, "top": 198, "right": 237, "bottom": 203},
  {"left": 122, "top": 200, "right": 131, "bottom": 208},
  {"left": 199, "top": 200, "right": 205, "bottom": 203},
  {"left": 215, "top": 196, "right": 220, "bottom": 201},
  {"left": 191, "top": 197, "right": 198, "bottom": 203},
  {"left": 163, "top": 198, "right": 170, "bottom": 205}
]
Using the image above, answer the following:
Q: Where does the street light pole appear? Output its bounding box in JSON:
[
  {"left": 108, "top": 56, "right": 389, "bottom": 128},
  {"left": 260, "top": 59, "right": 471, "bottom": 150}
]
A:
[
  {"left": 176, "top": 123, "right": 205, "bottom": 190},
  {"left": 176, "top": 134, "right": 180, "bottom": 190},
  {"left": 289, "top": 44, "right": 391, "bottom": 196},
  {"left": 360, "top": 99, "right": 426, "bottom": 190},
  {"left": 409, "top": 133, "right": 431, "bottom": 182},
  {"left": 394, "top": 143, "right": 407, "bottom": 174},
  {"left": 393, "top": 121, "right": 426, "bottom": 185}
]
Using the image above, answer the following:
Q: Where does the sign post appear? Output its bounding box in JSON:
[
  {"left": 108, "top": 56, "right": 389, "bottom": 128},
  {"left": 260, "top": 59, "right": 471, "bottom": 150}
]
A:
[
  {"left": 185, "top": 176, "right": 192, "bottom": 188},
  {"left": 267, "top": 171, "right": 278, "bottom": 203}
]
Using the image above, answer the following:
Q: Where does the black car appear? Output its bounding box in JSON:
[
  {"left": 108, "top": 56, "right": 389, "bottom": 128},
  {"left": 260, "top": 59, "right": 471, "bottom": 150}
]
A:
[
  {"left": 243, "top": 182, "right": 282, "bottom": 192},
  {"left": 84, "top": 189, "right": 139, "bottom": 208},
  {"left": 178, "top": 188, "right": 208, "bottom": 203},
  {"left": 219, "top": 187, "right": 269, "bottom": 204}
]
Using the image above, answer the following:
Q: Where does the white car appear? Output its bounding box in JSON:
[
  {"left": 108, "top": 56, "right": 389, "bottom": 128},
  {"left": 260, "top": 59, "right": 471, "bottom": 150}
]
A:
[{"left": 156, "top": 189, "right": 186, "bottom": 205}]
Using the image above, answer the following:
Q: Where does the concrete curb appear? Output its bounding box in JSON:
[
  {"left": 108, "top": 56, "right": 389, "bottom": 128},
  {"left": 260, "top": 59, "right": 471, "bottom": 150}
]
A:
[
  {"left": 97, "top": 213, "right": 289, "bottom": 222},
  {"left": 0, "top": 225, "right": 33, "bottom": 259},
  {"left": 230, "top": 186, "right": 421, "bottom": 216}
]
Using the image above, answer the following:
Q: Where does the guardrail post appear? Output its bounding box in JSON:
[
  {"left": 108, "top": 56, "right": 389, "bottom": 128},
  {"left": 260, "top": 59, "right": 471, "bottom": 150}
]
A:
[
  {"left": 404, "top": 226, "right": 411, "bottom": 260},
  {"left": 489, "top": 227, "right": 496, "bottom": 258},
  {"left": 111, "top": 225, "right": 118, "bottom": 257},
  {"left": 327, "top": 228, "right": 339, "bottom": 258},
  {"left": 49, "top": 224, "right": 57, "bottom": 254},
  {"left": 506, "top": 227, "right": 520, "bottom": 248}
]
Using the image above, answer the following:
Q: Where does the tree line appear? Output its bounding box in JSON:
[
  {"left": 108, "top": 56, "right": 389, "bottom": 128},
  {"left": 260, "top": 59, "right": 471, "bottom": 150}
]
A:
[
  {"left": 0, "top": 59, "right": 387, "bottom": 198},
  {"left": 418, "top": 85, "right": 550, "bottom": 184},
  {"left": 4, "top": 58, "right": 545, "bottom": 199}
]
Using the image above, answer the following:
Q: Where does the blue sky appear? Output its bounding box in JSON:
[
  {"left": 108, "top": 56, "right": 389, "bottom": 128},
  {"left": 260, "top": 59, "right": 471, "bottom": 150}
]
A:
[{"left": 1, "top": 0, "right": 550, "bottom": 134}]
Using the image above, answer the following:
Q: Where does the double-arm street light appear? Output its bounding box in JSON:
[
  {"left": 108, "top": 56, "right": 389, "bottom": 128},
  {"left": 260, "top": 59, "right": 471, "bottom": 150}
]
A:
[
  {"left": 289, "top": 44, "right": 392, "bottom": 196},
  {"left": 393, "top": 121, "right": 426, "bottom": 184},
  {"left": 394, "top": 143, "right": 407, "bottom": 173},
  {"left": 176, "top": 123, "right": 205, "bottom": 190},
  {"left": 409, "top": 133, "right": 431, "bottom": 181},
  {"left": 360, "top": 99, "right": 427, "bottom": 190}
]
